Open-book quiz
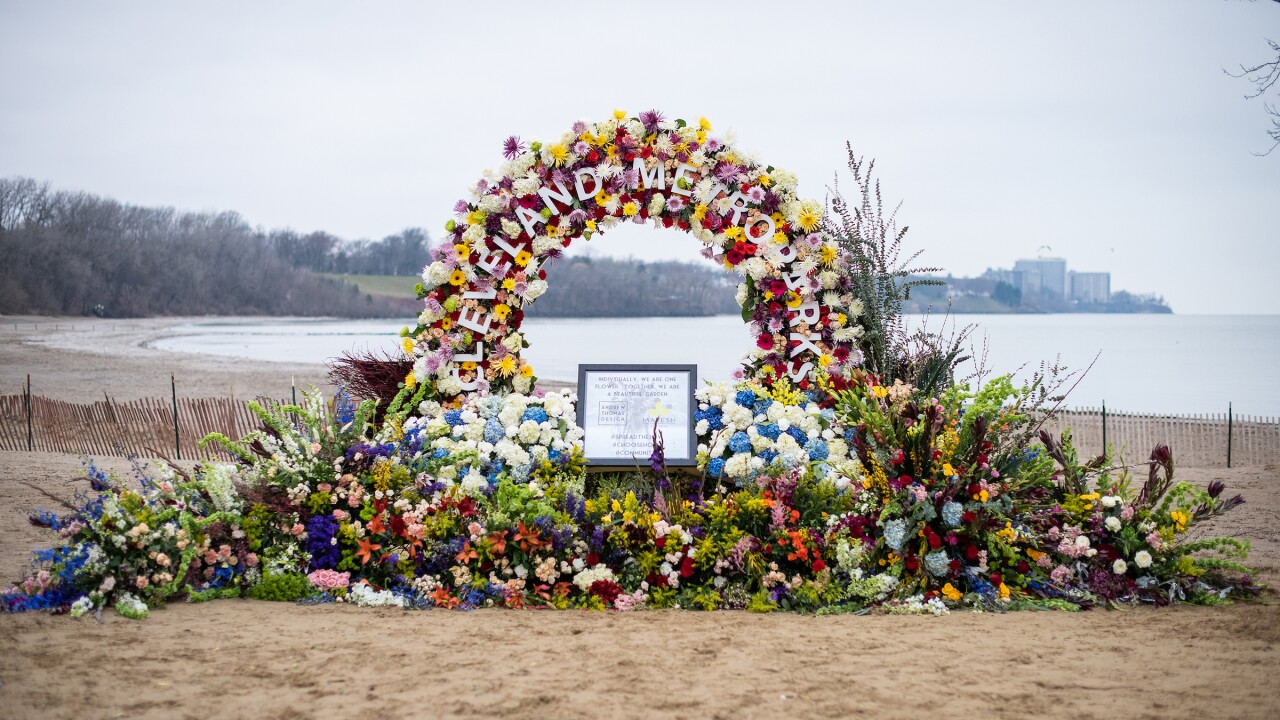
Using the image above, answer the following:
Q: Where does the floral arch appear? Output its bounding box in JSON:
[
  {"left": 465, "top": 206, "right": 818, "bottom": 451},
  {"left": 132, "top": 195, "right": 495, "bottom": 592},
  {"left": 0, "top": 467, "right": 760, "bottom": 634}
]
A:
[{"left": 411, "top": 110, "right": 863, "bottom": 406}]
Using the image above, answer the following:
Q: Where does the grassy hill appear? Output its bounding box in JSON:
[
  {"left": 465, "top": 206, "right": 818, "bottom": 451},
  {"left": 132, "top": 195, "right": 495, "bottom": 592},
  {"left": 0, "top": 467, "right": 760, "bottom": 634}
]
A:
[{"left": 321, "top": 274, "right": 419, "bottom": 300}]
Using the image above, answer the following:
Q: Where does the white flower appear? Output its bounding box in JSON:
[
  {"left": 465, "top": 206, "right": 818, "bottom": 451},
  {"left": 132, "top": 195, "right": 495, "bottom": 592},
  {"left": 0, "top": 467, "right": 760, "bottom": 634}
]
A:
[
  {"left": 1101, "top": 495, "right": 1120, "bottom": 509},
  {"left": 1105, "top": 516, "right": 1122, "bottom": 532},
  {"left": 1134, "top": 550, "right": 1153, "bottom": 569},
  {"left": 1112, "top": 559, "right": 1128, "bottom": 575}
]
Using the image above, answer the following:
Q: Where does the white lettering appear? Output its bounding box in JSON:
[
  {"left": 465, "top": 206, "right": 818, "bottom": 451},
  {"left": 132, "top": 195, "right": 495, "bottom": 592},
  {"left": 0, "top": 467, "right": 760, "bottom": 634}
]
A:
[
  {"left": 462, "top": 285, "right": 497, "bottom": 300},
  {"left": 454, "top": 342, "right": 485, "bottom": 363},
  {"left": 632, "top": 157, "right": 666, "bottom": 191},
  {"left": 790, "top": 301, "right": 820, "bottom": 327},
  {"left": 515, "top": 205, "right": 544, "bottom": 238},
  {"left": 787, "top": 361, "right": 814, "bottom": 383},
  {"left": 789, "top": 332, "right": 822, "bottom": 358},
  {"left": 670, "top": 163, "right": 697, "bottom": 197},
  {"left": 537, "top": 179, "right": 574, "bottom": 215},
  {"left": 474, "top": 253, "right": 508, "bottom": 278},
  {"left": 458, "top": 308, "right": 493, "bottom": 335},
  {"left": 451, "top": 367, "right": 479, "bottom": 391},
  {"left": 573, "top": 167, "right": 602, "bottom": 200},
  {"left": 725, "top": 192, "right": 750, "bottom": 225},
  {"left": 782, "top": 271, "right": 808, "bottom": 291}
]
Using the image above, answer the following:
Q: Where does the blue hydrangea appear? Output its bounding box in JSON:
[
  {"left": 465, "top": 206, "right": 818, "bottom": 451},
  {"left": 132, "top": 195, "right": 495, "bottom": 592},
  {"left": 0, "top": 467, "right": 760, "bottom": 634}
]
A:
[
  {"left": 752, "top": 397, "right": 773, "bottom": 415},
  {"left": 812, "top": 462, "right": 830, "bottom": 479},
  {"left": 756, "top": 422, "right": 781, "bottom": 440},
  {"left": 707, "top": 457, "right": 726, "bottom": 478},
  {"left": 843, "top": 427, "right": 859, "bottom": 444},
  {"left": 884, "top": 519, "right": 908, "bottom": 551},
  {"left": 924, "top": 550, "right": 951, "bottom": 577},
  {"left": 432, "top": 448, "right": 449, "bottom": 460},
  {"left": 479, "top": 395, "right": 505, "bottom": 419},
  {"left": 758, "top": 449, "right": 778, "bottom": 464},
  {"left": 728, "top": 431, "right": 752, "bottom": 454},
  {"left": 804, "top": 439, "right": 829, "bottom": 461},
  {"left": 483, "top": 417, "right": 505, "bottom": 444},
  {"left": 819, "top": 408, "right": 836, "bottom": 422},
  {"left": 786, "top": 426, "right": 807, "bottom": 444},
  {"left": 444, "top": 409, "right": 465, "bottom": 426},
  {"left": 734, "top": 390, "right": 757, "bottom": 408},
  {"left": 548, "top": 448, "right": 564, "bottom": 464},
  {"left": 942, "top": 501, "right": 964, "bottom": 527},
  {"left": 511, "top": 464, "right": 531, "bottom": 482},
  {"left": 522, "top": 407, "right": 548, "bottom": 424},
  {"left": 695, "top": 406, "right": 724, "bottom": 430}
]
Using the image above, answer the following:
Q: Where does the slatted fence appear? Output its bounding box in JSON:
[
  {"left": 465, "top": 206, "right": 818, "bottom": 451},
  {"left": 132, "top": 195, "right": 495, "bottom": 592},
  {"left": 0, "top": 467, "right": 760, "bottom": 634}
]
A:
[
  {"left": 1041, "top": 407, "right": 1279, "bottom": 467},
  {"left": 0, "top": 393, "right": 1276, "bottom": 467},
  {"left": 0, "top": 394, "right": 286, "bottom": 460}
]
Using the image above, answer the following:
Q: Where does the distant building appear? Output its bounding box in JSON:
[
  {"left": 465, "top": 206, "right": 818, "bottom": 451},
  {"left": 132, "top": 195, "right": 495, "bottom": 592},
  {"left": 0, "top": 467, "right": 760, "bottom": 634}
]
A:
[
  {"left": 1069, "top": 271, "right": 1110, "bottom": 304},
  {"left": 1013, "top": 258, "right": 1068, "bottom": 300}
]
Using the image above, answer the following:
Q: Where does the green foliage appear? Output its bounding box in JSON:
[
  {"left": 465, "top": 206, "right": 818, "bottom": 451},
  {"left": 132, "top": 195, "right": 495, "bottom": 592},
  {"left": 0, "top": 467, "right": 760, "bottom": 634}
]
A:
[{"left": 247, "top": 572, "right": 314, "bottom": 602}]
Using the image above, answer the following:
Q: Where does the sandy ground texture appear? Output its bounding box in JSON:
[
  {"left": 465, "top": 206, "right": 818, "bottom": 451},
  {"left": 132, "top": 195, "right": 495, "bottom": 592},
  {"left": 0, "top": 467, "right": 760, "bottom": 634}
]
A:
[
  {"left": 0, "top": 315, "right": 333, "bottom": 402},
  {"left": 0, "top": 451, "right": 1276, "bottom": 720},
  {"left": 0, "top": 315, "right": 575, "bottom": 403}
]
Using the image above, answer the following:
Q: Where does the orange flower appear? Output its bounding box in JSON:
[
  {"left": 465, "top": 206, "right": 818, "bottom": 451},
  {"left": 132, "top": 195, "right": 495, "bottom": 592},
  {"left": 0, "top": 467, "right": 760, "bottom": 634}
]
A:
[
  {"left": 486, "top": 531, "right": 507, "bottom": 557},
  {"left": 514, "top": 521, "right": 546, "bottom": 553},
  {"left": 366, "top": 513, "right": 385, "bottom": 535},
  {"left": 455, "top": 541, "right": 479, "bottom": 564},
  {"left": 432, "top": 587, "right": 459, "bottom": 609},
  {"left": 355, "top": 537, "right": 382, "bottom": 565}
]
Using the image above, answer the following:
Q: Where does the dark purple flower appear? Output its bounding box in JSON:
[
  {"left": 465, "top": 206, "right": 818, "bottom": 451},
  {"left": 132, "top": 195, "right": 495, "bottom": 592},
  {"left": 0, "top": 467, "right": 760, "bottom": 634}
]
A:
[
  {"left": 502, "top": 135, "right": 525, "bottom": 160},
  {"left": 638, "top": 109, "right": 665, "bottom": 130}
]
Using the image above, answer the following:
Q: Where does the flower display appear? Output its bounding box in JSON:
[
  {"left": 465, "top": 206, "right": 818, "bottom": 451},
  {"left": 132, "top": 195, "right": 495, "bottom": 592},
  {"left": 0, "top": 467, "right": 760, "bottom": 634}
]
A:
[{"left": 410, "top": 110, "right": 860, "bottom": 407}]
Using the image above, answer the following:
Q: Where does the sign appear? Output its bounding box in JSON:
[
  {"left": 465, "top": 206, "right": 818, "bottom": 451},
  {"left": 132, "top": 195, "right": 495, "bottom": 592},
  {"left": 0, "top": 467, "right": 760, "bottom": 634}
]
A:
[{"left": 576, "top": 364, "right": 697, "bottom": 467}]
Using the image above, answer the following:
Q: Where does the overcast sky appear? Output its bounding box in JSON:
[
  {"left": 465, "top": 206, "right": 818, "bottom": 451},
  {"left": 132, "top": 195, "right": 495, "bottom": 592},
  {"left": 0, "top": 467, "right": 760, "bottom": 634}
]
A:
[{"left": 2, "top": 1, "right": 1277, "bottom": 313}]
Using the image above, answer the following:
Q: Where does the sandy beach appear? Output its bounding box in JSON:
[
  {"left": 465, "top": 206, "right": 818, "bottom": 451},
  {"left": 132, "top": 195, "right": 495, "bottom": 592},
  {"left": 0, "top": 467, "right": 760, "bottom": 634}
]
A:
[{"left": 0, "top": 317, "right": 1277, "bottom": 719}]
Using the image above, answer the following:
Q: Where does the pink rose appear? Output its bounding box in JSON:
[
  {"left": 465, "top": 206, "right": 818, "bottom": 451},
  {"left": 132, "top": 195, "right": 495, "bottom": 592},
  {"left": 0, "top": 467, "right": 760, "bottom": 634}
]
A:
[
  {"left": 245, "top": 553, "right": 259, "bottom": 568},
  {"left": 135, "top": 576, "right": 149, "bottom": 589}
]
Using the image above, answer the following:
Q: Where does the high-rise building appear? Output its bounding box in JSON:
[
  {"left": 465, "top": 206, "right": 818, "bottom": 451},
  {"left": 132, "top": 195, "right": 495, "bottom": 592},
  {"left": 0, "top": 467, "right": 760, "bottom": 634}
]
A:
[
  {"left": 1069, "top": 271, "right": 1111, "bottom": 304},
  {"left": 1013, "top": 258, "right": 1068, "bottom": 300}
]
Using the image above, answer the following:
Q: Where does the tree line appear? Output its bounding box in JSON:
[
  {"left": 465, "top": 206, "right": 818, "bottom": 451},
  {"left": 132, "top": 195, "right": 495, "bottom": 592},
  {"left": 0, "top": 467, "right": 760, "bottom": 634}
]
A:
[
  {"left": 528, "top": 256, "right": 740, "bottom": 317},
  {"left": 0, "top": 177, "right": 429, "bottom": 318}
]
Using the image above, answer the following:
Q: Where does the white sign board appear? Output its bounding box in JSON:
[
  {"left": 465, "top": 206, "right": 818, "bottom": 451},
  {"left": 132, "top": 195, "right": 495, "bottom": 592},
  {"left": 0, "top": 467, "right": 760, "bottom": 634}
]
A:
[{"left": 576, "top": 364, "right": 697, "bottom": 467}]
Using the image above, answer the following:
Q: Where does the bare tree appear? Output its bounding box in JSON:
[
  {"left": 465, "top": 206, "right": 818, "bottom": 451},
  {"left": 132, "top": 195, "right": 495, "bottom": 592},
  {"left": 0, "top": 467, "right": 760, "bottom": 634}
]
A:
[{"left": 1226, "top": 0, "right": 1280, "bottom": 155}]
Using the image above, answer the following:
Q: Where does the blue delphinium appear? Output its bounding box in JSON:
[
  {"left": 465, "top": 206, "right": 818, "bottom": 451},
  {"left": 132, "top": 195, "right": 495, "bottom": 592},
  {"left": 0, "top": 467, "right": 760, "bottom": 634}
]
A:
[
  {"left": 334, "top": 387, "right": 355, "bottom": 425},
  {"left": 727, "top": 432, "right": 752, "bottom": 454},
  {"left": 942, "top": 501, "right": 964, "bottom": 527},
  {"left": 306, "top": 514, "right": 341, "bottom": 570}
]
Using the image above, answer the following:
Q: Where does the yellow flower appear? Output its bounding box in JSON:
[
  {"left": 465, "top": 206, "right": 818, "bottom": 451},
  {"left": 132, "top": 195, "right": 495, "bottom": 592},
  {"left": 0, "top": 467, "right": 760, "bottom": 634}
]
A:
[
  {"left": 1170, "top": 510, "right": 1189, "bottom": 532},
  {"left": 819, "top": 244, "right": 839, "bottom": 267},
  {"left": 622, "top": 201, "right": 639, "bottom": 217},
  {"left": 724, "top": 226, "right": 744, "bottom": 241},
  {"left": 520, "top": 364, "right": 534, "bottom": 378},
  {"left": 466, "top": 210, "right": 486, "bottom": 226},
  {"left": 796, "top": 209, "right": 821, "bottom": 233},
  {"left": 514, "top": 250, "right": 532, "bottom": 267},
  {"left": 461, "top": 361, "right": 477, "bottom": 371},
  {"left": 440, "top": 318, "right": 452, "bottom": 331},
  {"left": 942, "top": 463, "right": 956, "bottom": 477},
  {"left": 548, "top": 143, "right": 568, "bottom": 166},
  {"left": 771, "top": 231, "right": 788, "bottom": 244},
  {"left": 448, "top": 270, "right": 467, "bottom": 286},
  {"left": 941, "top": 583, "right": 963, "bottom": 602},
  {"left": 401, "top": 337, "right": 415, "bottom": 355},
  {"left": 496, "top": 355, "right": 517, "bottom": 377},
  {"left": 594, "top": 191, "right": 611, "bottom": 207},
  {"left": 493, "top": 304, "right": 511, "bottom": 321},
  {"left": 692, "top": 204, "right": 708, "bottom": 221},
  {"left": 785, "top": 292, "right": 803, "bottom": 309},
  {"left": 872, "top": 385, "right": 889, "bottom": 399},
  {"left": 818, "top": 354, "right": 834, "bottom": 368},
  {"left": 613, "top": 109, "right": 627, "bottom": 120},
  {"left": 453, "top": 243, "right": 470, "bottom": 261},
  {"left": 757, "top": 173, "right": 772, "bottom": 188},
  {"left": 585, "top": 219, "right": 597, "bottom": 231},
  {"left": 978, "top": 490, "right": 990, "bottom": 503},
  {"left": 1026, "top": 548, "right": 1046, "bottom": 562},
  {"left": 404, "top": 371, "right": 417, "bottom": 389},
  {"left": 698, "top": 116, "right": 712, "bottom": 131},
  {"left": 501, "top": 278, "right": 516, "bottom": 291},
  {"left": 998, "top": 582, "right": 1010, "bottom": 599}
]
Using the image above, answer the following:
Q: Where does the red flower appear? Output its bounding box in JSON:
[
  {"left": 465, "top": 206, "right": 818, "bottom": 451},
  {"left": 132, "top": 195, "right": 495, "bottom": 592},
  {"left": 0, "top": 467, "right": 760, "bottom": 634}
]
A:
[
  {"left": 680, "top": 556, "right": 695, "bottom": 578},
  {"left": 812, "top": 559, "right": 827, "bottom": 573},
  {"left": 991, "top": 573, "right": 1003, "bottom": 587},
  {"left": 589, "top": 579, "right": 622, "bottom": 605},
  {"left": 586, "top": 551, "right": 600, "bottom": 567},
  {"left": 964, "top": 545, "right": 980, "bottom": 562},
  {"left": 905, "top": 555, "right": 920, "bottom": 571},
  {"left": 757, "top": 334, "right": 774, "bottom": 350}
]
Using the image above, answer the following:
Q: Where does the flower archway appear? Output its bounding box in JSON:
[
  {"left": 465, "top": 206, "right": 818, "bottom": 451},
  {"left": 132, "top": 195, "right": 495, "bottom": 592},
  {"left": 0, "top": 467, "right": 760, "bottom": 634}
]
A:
[{"left": 412, "top": 110, "right": 863, "bottom": 405}]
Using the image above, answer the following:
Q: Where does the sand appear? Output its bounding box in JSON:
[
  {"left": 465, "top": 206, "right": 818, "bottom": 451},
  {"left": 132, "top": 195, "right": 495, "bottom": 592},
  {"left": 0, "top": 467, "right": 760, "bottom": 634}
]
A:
[{"left": 0, "top": 317, "right": 1277, "bottom": 719}]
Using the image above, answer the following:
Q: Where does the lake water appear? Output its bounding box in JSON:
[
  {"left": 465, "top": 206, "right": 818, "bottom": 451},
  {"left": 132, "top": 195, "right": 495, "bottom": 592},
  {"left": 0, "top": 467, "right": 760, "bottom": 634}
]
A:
[{"left": 149, "top": 314, "right": 1280, "bottom": 416}]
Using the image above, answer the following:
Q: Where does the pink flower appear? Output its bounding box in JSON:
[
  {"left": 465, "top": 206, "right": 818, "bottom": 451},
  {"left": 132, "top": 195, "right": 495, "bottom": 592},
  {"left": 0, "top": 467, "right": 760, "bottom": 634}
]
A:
[
  {"left": 290, "top": 524, "right": 305, "bottom": 537},
  {"left": 307, "top": 569, "right": 351, "bottom": 591},
  {"left": 204, "top": 550, "right": 218, "bottom": 564},
  {"left": 135, "top": 576, "right": 149, "bottom": 589},
  {"left": 245, "top": 553, "right": 259, "bottom": 568},
  {"left": 155, "top": 553, "right": 170, "bottom": 568}
]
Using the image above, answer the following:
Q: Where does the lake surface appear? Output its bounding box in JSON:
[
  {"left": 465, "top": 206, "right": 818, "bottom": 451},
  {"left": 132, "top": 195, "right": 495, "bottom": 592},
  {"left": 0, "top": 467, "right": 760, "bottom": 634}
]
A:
[{"left": 149, "top": 314, "right": 1280, "bottom": 416}]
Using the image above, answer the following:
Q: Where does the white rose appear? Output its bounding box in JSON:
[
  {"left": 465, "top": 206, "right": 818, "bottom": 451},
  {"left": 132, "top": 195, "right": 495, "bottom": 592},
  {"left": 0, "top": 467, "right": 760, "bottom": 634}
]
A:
[
  {"left": 1134, "top": 550, "right": 1153, "bottom": 569},
  {"left": 1101, "top": 495, "right": 1119, "bottom": 509},
  {"left": 1112, "top": 559, "right": 1128, "bottom": 575},
  {"left": 1105, "top": 516, "right": 1122, "bottom": 532}
]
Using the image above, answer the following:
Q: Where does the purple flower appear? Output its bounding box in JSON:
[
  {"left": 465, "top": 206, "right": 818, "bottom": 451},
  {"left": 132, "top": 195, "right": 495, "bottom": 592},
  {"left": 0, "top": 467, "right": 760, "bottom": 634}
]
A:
[
  {"left": 453, "top": 199, "right": 470, "bottom": 217},
  {"left": 502, "top": 135, "right": 526, "bottom": 160},
  {"left": 746, "top": 186, "right": 765, "bottom": 203},
  {"left": 714, "top": 162, "right": 740, "bottom": 184},
  {"left": 571, "top": 120, "right": 587, "bottom": 134},
  {"left": 573, "top": 140, "right": 590, "bottom": 155},
  {"left": 638, "top": 109, "right": 665, "bottom": 129}
]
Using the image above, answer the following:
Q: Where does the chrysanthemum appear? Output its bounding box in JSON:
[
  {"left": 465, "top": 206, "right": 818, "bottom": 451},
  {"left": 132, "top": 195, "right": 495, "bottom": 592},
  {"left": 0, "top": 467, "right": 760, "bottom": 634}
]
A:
[
  {"left": 796, "top": 209, "right": 821, "bottom": 233},
  {"left": 502, "top": 136, "right": 525, "bottom": 160}
]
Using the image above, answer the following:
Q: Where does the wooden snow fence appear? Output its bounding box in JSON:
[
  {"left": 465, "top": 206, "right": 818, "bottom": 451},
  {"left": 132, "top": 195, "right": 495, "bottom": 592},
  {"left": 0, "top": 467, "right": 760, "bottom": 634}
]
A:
[
  {"left": 1041, "top": 407, "right": 1279, "bottom": 468},
  {"left": 0, "top": 395, "right": 287, "bottom": 460}
]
